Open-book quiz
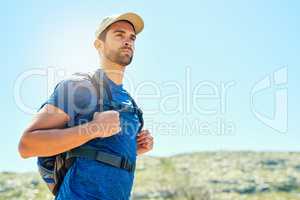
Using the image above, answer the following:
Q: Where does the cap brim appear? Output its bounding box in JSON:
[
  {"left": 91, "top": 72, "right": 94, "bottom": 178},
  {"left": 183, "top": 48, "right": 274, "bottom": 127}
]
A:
[
  {"left": 95, "top": 12, "right": 144, "bottom": 38},
  {"left": 113, "top": 12, "right": 144, "bottom": 35}
]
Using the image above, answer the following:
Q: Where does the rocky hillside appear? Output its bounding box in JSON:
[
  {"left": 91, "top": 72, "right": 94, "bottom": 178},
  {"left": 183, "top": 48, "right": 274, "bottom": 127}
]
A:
[{"left": 1, "top": 151, "right": 300, "bottom": 200}]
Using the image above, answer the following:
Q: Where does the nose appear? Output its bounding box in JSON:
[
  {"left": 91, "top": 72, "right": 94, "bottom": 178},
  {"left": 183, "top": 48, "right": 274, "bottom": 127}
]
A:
[
  {"left": 123, "top": 38, "right": 134, "bottom": 48},
  {"left": 124, "top": 41, "right": 131, "bottom": 47}
]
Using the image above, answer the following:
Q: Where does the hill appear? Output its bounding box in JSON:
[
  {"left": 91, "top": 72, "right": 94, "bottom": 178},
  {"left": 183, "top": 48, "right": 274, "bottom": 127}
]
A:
[{"left": 1, "top": 151, "right": 300, "bottom": 200}]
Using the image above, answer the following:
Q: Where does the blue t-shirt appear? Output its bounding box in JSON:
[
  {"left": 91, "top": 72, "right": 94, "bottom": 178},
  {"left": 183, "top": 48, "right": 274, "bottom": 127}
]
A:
[{"left": 39, "top": 69, "right": 141, "bottom": 199}]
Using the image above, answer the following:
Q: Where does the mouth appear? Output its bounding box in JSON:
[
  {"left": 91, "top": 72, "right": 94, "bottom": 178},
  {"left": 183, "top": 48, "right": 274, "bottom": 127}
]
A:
[{"left": 120, "top": 48, "right": 133, "bottom": 54}]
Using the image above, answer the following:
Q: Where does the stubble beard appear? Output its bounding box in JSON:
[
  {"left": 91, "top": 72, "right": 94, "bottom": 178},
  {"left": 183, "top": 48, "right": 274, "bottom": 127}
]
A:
[{"left": 106, "top": 49, "right": 133, "bottom": 67}]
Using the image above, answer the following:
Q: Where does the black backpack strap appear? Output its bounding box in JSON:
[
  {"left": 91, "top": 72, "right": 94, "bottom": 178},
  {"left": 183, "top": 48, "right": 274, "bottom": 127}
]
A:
[
  {"left": 52, "top": 153, "right": 75, "bottom": 195},
  {"left": 128, "top": 94, "right": 144, "bottom": 134},
  {"left": 73, "top": 69, "right": 113, "bottom": 112},
  {"left": 112, "top": 92, "right": 144, "bottom": 133},
  {"left": 66, "top": 148, "right": 135, "bottom": 172},
  {"left": 91, "top": 69, "right": 113, "bottom": 111}
]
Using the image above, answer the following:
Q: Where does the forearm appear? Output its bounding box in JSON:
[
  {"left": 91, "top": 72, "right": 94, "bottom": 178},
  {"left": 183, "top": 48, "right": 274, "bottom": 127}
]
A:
[{"left": 19, "top": 121, "right": 98, "bottom": 158}]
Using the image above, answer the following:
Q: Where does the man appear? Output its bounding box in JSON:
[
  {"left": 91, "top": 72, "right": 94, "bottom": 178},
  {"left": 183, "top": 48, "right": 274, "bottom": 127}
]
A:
[{"left": 18, "top": 12, "right": 154, "bottom": 199}]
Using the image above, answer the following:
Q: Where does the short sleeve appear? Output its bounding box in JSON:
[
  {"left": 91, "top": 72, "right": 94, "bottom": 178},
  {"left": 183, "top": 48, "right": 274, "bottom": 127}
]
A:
[{"left": 38, "top": 78, "right": 98, "bottom": 126}]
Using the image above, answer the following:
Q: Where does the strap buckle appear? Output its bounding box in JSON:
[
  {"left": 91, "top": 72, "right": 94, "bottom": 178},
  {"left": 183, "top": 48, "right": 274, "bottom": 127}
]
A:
[{"left": 121, "top": 158, "right": 135, "bottom": 172}]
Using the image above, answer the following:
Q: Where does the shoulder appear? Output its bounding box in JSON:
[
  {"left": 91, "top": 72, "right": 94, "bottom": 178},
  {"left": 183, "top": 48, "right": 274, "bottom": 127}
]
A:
[
  {"left": 60, "top": 73, "right": 94, "bottom": 88},
  {"left": 55, "top": 73, "right": 97, "bottom": 94},
  {"left": 54, "top": 74, "right": 98, "bottom": 108}
]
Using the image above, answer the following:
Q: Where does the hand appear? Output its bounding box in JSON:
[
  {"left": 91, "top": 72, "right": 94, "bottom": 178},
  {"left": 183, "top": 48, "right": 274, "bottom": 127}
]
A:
[
  {"left": 91, "top": 111, "right": 121, "bottom": 138},
  {"left": 137, "top": 129, "right": 153, "bottom": 155}
]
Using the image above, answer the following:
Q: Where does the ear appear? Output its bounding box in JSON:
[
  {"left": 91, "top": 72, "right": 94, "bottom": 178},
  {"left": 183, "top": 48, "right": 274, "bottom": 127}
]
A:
[{"left": 94, "top": 39, "right": 104, "bottom": 52}]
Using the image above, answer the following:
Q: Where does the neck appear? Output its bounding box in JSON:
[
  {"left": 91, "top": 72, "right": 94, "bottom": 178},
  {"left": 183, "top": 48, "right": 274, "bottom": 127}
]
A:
[{"left": 100, "top": 58, "right": 125, "bottom": 85}]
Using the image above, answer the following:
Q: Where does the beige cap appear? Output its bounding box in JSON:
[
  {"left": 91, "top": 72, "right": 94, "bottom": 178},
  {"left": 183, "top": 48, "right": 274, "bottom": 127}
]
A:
[{"left": 95, "top": 12, "right": 144, "bottom": 38}]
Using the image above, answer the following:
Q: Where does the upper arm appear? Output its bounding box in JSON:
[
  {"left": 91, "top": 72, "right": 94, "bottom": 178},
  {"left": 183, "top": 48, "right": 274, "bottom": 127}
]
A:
[
  {"left": 24, "top": 104, "right": 70, "bottom": 133},
  {"left": 19, "top": 104, "right": 70, "bottom": 158}
]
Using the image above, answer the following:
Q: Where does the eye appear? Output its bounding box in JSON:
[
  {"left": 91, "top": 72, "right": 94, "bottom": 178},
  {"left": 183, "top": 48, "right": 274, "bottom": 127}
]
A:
[
  {"left": 116, "top": 33, "right": 123, "bottom": 38},
  {"left": 131, "top": 36, "right": 136, "bottom": 41}
]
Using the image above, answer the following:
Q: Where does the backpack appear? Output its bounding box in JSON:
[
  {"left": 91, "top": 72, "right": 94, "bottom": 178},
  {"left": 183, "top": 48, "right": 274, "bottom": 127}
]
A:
[{"left": 37, "top": 69, "right": 144, "bottom": 196}]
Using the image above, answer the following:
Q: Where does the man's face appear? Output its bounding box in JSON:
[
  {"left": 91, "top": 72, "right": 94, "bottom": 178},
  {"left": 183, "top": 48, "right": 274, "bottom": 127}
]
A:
[{"left": 100, "top": 21, "right": 136, "bottom": 66}]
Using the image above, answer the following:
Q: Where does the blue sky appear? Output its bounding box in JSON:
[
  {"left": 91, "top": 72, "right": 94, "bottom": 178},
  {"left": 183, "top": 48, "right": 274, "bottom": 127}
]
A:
[{"left": 1, "top": 0, "right": 299, "bottom": 172}]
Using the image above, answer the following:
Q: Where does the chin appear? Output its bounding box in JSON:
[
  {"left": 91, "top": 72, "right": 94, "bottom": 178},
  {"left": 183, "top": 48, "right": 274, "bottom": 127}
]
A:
[
  {"left": 119, "top": 57, "right": 133, "bottom": 66},
  {"left": 120, "top": 62, "right": 131, "bottom": 67}
]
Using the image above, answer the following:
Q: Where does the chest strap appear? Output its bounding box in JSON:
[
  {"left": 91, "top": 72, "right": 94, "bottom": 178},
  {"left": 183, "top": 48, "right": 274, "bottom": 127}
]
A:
[{"left": 66, "top": 148, "right": 135, "bottom": 172}]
